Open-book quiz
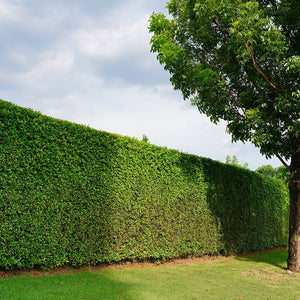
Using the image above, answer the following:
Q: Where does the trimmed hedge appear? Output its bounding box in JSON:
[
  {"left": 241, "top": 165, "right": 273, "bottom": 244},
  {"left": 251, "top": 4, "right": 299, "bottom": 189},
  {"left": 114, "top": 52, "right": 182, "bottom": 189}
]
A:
[{"left": 0, "top": 99, "right": 289, "bottom": 270}]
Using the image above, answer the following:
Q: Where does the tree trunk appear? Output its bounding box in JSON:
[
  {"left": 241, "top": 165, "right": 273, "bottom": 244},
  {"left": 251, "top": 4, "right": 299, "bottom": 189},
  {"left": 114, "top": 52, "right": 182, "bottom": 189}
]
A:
[{"left": 287, "top": 151, "right": 300, "bottom": 272}]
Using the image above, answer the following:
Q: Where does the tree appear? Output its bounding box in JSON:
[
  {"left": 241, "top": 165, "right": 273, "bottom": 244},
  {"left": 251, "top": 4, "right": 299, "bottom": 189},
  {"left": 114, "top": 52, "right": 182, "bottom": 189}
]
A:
[
  {"left": 255, "top": 164, "right": 277, "bottom": 178},
  {"left": 256, "top": 164, "right": 290, "bottom": 185},
  {"left": 149, "top": 0, "right": 300, "bottom": 271},
  {"left": 225, "top": 155, "right": 248, "bottom": 169},
  {"left": 275, "top": 166, "right": 290, "bottom": 186},
  {"left": 142, "top": 134, "right": 150, "bottom": 143}
]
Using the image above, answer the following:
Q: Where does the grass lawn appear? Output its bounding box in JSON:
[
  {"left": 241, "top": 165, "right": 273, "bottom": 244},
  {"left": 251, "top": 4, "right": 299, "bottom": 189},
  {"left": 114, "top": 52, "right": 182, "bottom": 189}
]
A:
[{"left": 0, "top": 250, "right": 299, "bottom": 300}]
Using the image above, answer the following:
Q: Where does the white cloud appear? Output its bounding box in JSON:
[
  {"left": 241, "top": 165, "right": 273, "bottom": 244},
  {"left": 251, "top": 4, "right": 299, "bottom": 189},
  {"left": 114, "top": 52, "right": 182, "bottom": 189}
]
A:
[
  {"left": 73, "top": 15, "right": 150, "bottom": 60},
  {"left": 13, "top": 51, "right": 75, "bottom": 91},
  {"left": 39, "top": 52, "right": 75, "bottom": 72},
  {"left": 0, "top": 2, "right": 22, "bottom": 22},
  {"left": 0, "top": 0, "right": 284, "bottom": 171},
  {"left": 36, "top": 82, "right": 232, "bottom": 162}
]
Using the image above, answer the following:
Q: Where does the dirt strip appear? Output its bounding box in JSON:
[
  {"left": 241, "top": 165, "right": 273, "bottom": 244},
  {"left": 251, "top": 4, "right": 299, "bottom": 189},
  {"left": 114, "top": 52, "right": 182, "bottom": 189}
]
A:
[{"left": 0, "top": 246, "right": 287, "bottom": 279}]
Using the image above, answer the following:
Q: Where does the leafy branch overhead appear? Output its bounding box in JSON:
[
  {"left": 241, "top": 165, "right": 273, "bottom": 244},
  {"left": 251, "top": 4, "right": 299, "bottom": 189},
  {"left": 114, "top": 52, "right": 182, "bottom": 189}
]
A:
[{"left": 149, "top": 0, "right": 300, "bottom": 165}]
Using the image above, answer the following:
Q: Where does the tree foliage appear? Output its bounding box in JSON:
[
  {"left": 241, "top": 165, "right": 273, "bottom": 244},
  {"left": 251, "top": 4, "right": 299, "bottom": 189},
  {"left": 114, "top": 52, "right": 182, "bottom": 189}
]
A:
[
  {"left": 225, "top": 155, "right": 248, "bottom": 169},
  {"left": 256, "top": 164, "right": 290, "bottom": 185},
  {"left": 149, "top": 0, "right": 299, "bottom": 163},
  {"left": 149, "top": 2, "right": 300, "bottom": 271},
  {"left": 142, "top": 134, "right": 149, "bottom": 143}
]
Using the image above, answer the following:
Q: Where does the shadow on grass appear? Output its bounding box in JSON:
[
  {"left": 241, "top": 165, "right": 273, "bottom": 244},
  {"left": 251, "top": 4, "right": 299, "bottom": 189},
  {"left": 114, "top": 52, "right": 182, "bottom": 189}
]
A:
[
  {"left": 234, "top": 249, "right": 288, "bottom": 270},
  {"left": 0, "top": 271, "right": 138, "bottom": 300}
]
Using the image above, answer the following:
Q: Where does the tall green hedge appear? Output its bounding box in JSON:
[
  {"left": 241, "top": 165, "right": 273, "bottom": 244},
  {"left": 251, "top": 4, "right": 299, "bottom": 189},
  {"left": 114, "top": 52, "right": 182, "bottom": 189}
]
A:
[{"left": 0, "top": 99, "right": 289, "bottom": 270}]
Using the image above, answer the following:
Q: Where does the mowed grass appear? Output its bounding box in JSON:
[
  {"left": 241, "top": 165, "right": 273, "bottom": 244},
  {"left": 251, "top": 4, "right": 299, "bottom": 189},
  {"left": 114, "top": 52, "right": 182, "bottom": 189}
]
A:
[{"left": 1, "top": 250, "right": 299, "bottom": 300}]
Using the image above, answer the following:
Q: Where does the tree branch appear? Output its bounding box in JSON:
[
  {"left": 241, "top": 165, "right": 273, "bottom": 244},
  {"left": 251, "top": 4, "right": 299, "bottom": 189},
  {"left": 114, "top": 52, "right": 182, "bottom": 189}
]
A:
[
  {"left": 276, "top": 55, "right": 284, "bottom": 92},
  {"left": 214, "top": 16, "right": 231, "bottom": 36},
  {"left": 275, "top": 152, "right": 290, "bottom": 170},
  {"left": 212, "top": 21, "right": 230, "bottom": 42},
  {"left": 191, "top": 81, "right": 245, "bottom": 119},
  {"left": 189, "top": 51, "right": 247, "bottom": 116},
  {"left": 215, "top": 16, "right": 231, "bottom": 38},
  {"left": 245, "top": 43, "right": 284, "bottom": 93},
  {"left": 227, "top": 88, "right": 246, "bottom": 115},
  {"left": 214, "top": 48, "right": 239, "bottom": 65}
]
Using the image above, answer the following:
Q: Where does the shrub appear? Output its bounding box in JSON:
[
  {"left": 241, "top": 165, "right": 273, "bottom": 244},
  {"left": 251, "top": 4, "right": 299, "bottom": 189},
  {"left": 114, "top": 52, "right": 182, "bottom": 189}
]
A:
[{"left": 0, "top": 99, "right": 289, "bottom": 269}]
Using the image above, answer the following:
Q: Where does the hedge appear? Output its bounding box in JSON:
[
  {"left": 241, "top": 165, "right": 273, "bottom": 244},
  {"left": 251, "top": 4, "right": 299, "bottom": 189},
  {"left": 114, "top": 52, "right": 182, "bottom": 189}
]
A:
[{"left": 0, "top": 99, "right": 289, "bottom": 270}]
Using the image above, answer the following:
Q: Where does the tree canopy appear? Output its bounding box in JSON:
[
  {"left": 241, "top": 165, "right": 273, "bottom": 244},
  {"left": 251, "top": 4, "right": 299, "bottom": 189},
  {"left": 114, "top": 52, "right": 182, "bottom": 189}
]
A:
[
  {"left": 256, "top": 164, "right": 290, "bottom": 184},
  {"left": 149, "top": 0, "right": 299, "bottom": 167},
  {"left": 225, "top": 155, "right": 249, "bottom": 169}
]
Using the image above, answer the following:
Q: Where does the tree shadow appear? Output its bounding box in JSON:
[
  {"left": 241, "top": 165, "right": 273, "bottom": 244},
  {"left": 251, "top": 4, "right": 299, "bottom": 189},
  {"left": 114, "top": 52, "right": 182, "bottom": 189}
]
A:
[
  {"left": 56, "top": 272, "right": 138, "bottom": 300},
  {"left": 0, "top": 271, "right": 138, "bottom": 300},
  {"left": 233, "top": 248, "right": 288, "bottom": 270}
]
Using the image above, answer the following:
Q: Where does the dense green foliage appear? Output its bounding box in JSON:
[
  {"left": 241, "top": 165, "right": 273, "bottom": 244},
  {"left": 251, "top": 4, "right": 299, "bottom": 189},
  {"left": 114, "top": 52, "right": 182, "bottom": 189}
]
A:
[
  {"left": 0, "top": 100, "right": 289, "bottom": 270},
  {"left": 256, "top": 165, "right": 290, "bottom": 185},
  {"left": 149, "top": 0, "right": 299, "bottom": 162}
]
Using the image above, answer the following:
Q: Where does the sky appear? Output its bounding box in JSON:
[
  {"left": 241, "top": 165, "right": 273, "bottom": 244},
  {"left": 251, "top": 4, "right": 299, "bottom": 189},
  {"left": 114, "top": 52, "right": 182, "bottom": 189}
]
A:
[{"left": 0, "top": 0, "right": 283, "bottom": 170}]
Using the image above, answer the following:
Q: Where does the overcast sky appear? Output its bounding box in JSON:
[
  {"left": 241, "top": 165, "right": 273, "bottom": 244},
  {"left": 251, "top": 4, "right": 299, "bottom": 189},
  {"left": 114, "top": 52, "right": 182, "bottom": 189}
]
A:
[{"left": 0, "top": 0, "right": 283, "bottom": 170}]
